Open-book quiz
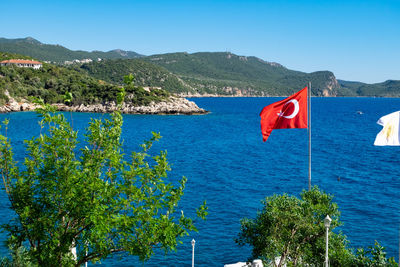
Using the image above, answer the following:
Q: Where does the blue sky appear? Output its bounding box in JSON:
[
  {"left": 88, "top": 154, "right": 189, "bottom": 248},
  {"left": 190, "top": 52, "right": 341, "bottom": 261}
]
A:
[{"left": 2, "top": 0, "right": 399, "bottom": 83}]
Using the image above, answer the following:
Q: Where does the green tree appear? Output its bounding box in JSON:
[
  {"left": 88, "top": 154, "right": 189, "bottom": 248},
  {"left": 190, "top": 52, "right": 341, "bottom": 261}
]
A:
[
  {"left": 236, "top": 186, "right": 350, "bottom": 266},
  {"left": 0, "top": 80, "right": 207, "bottom": 266},
  {"left": 354, "top": 241, "right": 397, "bottom": 267},
  {"left": 236, "top": 187, "right": 397, "bottom": 266}
]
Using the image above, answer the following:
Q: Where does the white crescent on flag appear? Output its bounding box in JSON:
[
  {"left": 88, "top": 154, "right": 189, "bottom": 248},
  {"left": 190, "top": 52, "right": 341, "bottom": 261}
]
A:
[{"left": 277, "top": 99, "right": 299, "bottom": 119}]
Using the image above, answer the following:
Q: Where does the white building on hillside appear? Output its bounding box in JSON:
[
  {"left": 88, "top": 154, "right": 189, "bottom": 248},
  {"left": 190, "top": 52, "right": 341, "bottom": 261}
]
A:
[{"left": 0, "top": 59, "right": 42, "bottom": 69}]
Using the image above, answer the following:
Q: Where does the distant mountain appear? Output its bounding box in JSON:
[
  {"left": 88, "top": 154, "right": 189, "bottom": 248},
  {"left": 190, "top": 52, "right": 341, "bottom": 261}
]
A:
[
  {"left": 338, "top": 80, "right": 400, "bottom": 97},
  {"left": 0, "top": 37, "right": 41, "bottom": 45},
  {"left": 80, "top": 52, "right": 400, "bottom": 97},
  {"left": 77, "top": 59, "right": 192, "bottom": 94},
  {"left": 78, "top": 52, "right": 341, "bottom": 96},
  {"left": 0, "top": 37, "right": 143, "bottom": 63},
  {"left": 1, "top": 37, "right": 399, "bottom": 97},
  {"left": 142, "top": 52, "right": 341, "bottom": 96}
]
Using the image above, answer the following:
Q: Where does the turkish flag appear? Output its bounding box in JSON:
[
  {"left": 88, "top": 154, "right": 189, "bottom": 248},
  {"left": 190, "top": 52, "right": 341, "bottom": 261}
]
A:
[{"left": 260, "top": 87, "right": 308, "bottom": 141}]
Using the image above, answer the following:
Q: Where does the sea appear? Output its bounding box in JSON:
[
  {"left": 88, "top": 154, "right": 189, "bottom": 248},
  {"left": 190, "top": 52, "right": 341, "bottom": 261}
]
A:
[{"left": 0, "top": 97, "right": 398, "bottom": 266}]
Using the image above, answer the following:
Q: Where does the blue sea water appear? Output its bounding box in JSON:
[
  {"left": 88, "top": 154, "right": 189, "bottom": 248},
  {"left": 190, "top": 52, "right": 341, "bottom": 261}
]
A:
[{"left": 0, "top": 97, "right": 399, "bottom": 266}]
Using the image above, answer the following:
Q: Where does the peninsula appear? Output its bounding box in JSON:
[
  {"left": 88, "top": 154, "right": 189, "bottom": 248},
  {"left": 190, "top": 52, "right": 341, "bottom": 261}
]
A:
[{"left": 0, "top": 52, "right": 207, "bottom": 115}]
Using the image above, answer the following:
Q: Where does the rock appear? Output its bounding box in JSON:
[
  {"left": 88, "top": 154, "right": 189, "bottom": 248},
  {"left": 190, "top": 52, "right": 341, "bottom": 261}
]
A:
[
  {"left": 0, "top": 96, "right": 208, "bottom": 115},
  {"left": 0, "top": 90, "right": 38, "bottom": 113}
]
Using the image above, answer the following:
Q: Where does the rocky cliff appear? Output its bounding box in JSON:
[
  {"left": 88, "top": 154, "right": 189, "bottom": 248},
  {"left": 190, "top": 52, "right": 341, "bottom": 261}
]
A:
[{"left": 321, "top": 73, "right": 340, "bottom": 97}]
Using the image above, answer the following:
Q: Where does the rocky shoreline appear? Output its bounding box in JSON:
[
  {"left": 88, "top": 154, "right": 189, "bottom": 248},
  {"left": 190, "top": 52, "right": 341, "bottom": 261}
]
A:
[{"left": 0, "top": 94, "right": 208, "bottom": 115}]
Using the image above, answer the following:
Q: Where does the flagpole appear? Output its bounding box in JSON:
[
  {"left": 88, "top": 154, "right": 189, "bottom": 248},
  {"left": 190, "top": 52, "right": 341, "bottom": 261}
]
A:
[{"left": 308, "top": 82, "right": 312, "bottom": 191}]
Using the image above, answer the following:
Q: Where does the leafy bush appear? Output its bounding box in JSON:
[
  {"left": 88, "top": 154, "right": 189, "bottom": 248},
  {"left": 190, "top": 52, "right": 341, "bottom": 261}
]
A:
[
  {"left": 236, "top": 187, "right": 397, "bottom": 266},
  {"left": 0, "top": 85, "right": 207, "bottom": 265}
]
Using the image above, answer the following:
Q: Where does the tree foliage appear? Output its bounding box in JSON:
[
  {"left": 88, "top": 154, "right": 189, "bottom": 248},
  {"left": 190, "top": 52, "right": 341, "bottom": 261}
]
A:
[
  {"left": 354, "top": 241, "right": 398, "bottom": 266},
  {"left": 0, "top": 52, "right": 170, "bottom": 106},
  {"left": 236, "top": 187, "right": 397, "bottom": 266},
  {"left": 236, "top": 186, "right": 341, "bottom": 266},
  {"left": 77, "top": 59, "right": 192, "bottom": 94},
  {"left": 0, "top": 86, "right": 206, "bottom": 265}
]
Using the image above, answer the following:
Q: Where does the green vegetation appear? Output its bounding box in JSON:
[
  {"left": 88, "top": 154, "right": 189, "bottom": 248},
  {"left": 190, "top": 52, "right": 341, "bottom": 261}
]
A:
[
  {"left": 74, "top": 52, "right": 345, "bottom": 96},
  {"left": 80, "top": 51, "right": 400, "bottom": 97},
  {"left": 0, "top": 85, "right": 207, "bottom": 265},
  {"left": 76, "top": 52, "right": 400, "bottom": 97},
  {"left": 143, "top": 52, "right": 341, "bottom": 96},
  {"left": 0, "top": 37, "right": 142, "bottom": 63},
  {"left": 0, "top": 52, "right": 170, "bottom": 106},
  {"left": 338, "top": 79, "right": 400, "bottom": 97},
  {"left": 76, "top": 59, "right": 193, "bottom": 94},
  {"left": 236, "top": 187, "right": 397, "bottom": 266},
  {"left": 1, "top": 37, "right": 399, "bottom": 97}
]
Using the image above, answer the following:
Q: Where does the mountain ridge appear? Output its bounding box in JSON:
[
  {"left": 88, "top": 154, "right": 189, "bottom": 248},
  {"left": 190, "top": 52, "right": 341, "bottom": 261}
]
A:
[
  {"left": 142, "top": 52, "right": 341, "bottom": 96},
  {"left": 0, "top": 37, "right": 399, "bottom": 97},
  {"left": 0, "top": 37, "right": 143, "bottom": 63}
]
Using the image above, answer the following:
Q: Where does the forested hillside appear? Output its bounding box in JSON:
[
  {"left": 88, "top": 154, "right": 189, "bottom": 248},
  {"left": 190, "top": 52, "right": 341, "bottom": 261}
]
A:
[
  {"left": 0, "top": 37, "right": 142, "bottom": 63},
  {"left": 0, "top": 52, "right": 169, "bottom": 106},
  {"left": 143, "top": 52, "right": 400, "bottom": 96},
  {"left": 74, "top": 52, "right": 400, "bottom": 97},
  {"left": 76, "top": 59, "right": 194, "bottom": 94},
  {"left": 141, "top": 52, "right": 340, "bottom": 96},
  {"left": 1, "top": 37, "right": 400, "bottom": 97},
  {"left": 338, "top": 80, "right": 400, "bottom": 97},
  {"left": 79, "top": 52, "right": 341, "bottom": 96}
]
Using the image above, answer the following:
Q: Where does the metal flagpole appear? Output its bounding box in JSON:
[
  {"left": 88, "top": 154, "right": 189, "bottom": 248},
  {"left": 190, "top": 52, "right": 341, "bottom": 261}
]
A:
[{"left": 308, "top": 82, "right": 312, "bottom": 191}]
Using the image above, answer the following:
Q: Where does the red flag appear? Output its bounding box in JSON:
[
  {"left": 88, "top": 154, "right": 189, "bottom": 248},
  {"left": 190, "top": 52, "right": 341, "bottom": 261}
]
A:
[{"left": 260, "top": 87, "right": 308, "bottom": 141}]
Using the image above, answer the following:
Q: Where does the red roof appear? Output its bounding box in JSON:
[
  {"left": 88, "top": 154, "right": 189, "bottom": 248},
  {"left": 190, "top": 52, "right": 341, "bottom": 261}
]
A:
[{"left": 0, "top": 59, "right": 42, "bottom": 65}]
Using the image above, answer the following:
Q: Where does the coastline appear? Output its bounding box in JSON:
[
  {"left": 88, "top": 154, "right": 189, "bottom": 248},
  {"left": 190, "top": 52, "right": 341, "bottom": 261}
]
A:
[
  {"left": 181, "top": 93, "right": 398, "bottom": 98},
  {"left": 0, "top": 95, "right": 209, "bottom": 115},
  {"left": 0, "top": 93, "right": 395, "bottom": 115}
]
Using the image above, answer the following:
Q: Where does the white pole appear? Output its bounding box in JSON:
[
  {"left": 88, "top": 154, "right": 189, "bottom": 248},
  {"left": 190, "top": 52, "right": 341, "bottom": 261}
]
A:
[
  {"left": 308, "top": 82, "right": 312, "bottom": 191},
  {"left": 325, "top": 226, "right": 329, "bottom": 266},
  {"left": 84, "top": 241, "right": 88, "bottom": 267},
  {"left": 191, "top": 239, "right": 196, "bottom": 267},
  {"left": 324, "top": 215, "right": 331, "bottom": 267}
]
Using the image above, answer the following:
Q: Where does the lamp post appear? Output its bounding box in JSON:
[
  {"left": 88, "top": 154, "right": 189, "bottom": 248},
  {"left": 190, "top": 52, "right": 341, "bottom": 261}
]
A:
[
  {"left": 191, "top": 239, "right": 196, "bottom": 267},
  {"left": 324, "top": 215, "right": 332, "bottom": 267}
]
